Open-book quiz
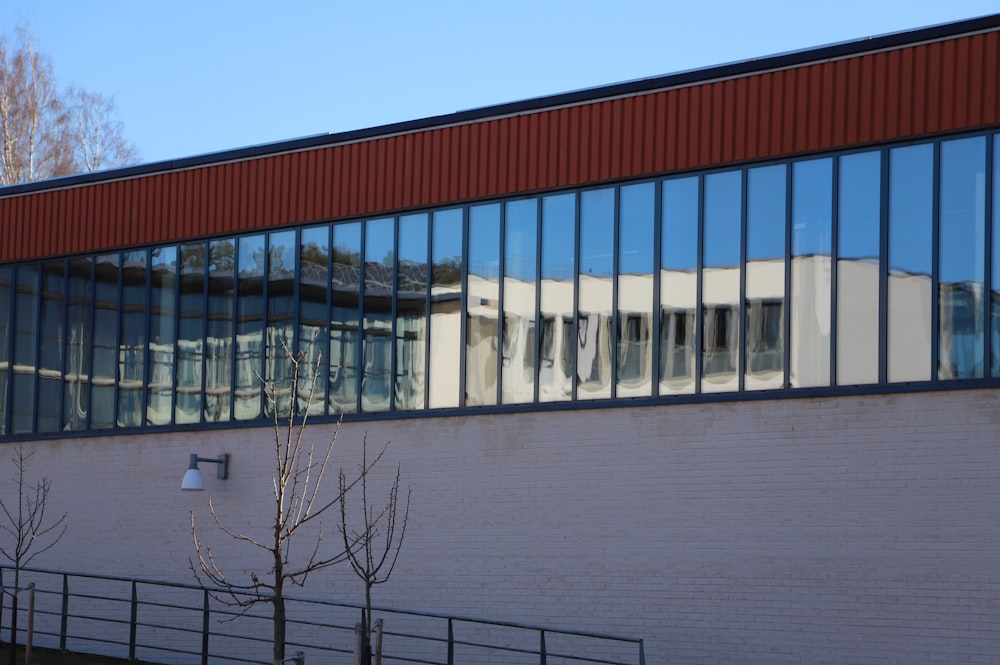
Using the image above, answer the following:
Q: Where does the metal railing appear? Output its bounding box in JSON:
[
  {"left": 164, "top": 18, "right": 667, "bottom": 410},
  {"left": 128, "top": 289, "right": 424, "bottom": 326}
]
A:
[{"left": 0, "top": 566, "right": 645, "bottom": 665}]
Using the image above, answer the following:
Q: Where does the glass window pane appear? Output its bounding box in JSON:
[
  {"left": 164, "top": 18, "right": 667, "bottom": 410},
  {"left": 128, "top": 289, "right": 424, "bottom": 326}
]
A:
[
  {"left": 362, "top": 218, "right": 393, "bottom": 412},
  {"left": 236, "top": 235, "right": 265, "bottom": 420},
  {"left": 837, "top": 151, "right": 881, "bottom": 385},
  {"left": 702, "top": 171, "right": 741, "bottom": 393},
  {"left": 466, "top": 204, "right": 500, "bottom": 406},
  {"left": 266, "top": 231, "right": 296, "bottom": 417},
  {"left": 38, "top": 261, "right": 65, "bottom": 432},
  {"left": 791, "top": 158, "right": 833, "bottom": 388},
  {"left": 12, "top": 265, "right": 39, "bottom": 434},
  {"left": 148, "top": 247, "right": 177, "bottom": 426},
  {"left": 429, "top": 208, "right": 463, "bottom": 409},
  {"left": 118, "top": 251, "right": 147, "bottom": 428},
  {"left": 888, "top": 144, "right": 933, "bottom": 382},
  {"left": 91, "top": 254, "right": 119, "bottom": 430},
  {"left": 540, "top": 193, "right": 575, "bottom": 402},
  {"left": 206, "top": 240, "right": 234, "bottom": 422},
  {"left": 331, "top": 222, "right": 361, "bottom": 413},
  {"left": 177, "top": 243, "right": 205, "bottom": 424},
  {"left": 746, "top": 164, "right": 786, "bottom": 390},
  {"left": 938, "top": 136, "right": 986, "bottom": 379},
  {"left": 660, "top": 177, "right": 698, "bottom": 394},
  {"left": 994, "top": 134, "right": 1000, "bottom": 376},
  {"left": 299, "top": 226, "right": 329, "bottom": 415},
  {"left": 64, "top": 258, "right": 91, "bottom": 431},
  {"left": 617, "top": 183, "right": 654, "bottom": 397},
  {"left": 503, "top": 199, "right": 538, "bottom": 404},
  {"left": 578, "top": 188, "right": 614, "bottom": 399},
  {"left": 0, "top": 267, "right": 12, "bottom": 435},
  {"left": 396, "top": 214, "right": 428, "bottom": 410}
]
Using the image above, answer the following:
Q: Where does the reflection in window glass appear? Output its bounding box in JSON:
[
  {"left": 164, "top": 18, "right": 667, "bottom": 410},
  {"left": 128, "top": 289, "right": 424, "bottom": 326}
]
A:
[
  {"left": 702, "top": 171, "right": 741, "bottom": 392},
  {"left": 299, "top": 226, "right": 329, "bottom": 415},
  {"left": 746, "top": 164, "right": 786, "bottom": 390},
  {"left": 466, "top": 204, "right": 500, "bottom": 406},
  {"left": 266, "top": 231, "right": 296, "bottom": 417},
  {"left": 177, "top": 243, "right": 205, "bottom": 424},
  {"left": 791, "top": 158, "right": 832, "bottom": 388},
  {"left": 91, "top": 255, "right": 118, "bottom": 430},
  {"left": 994, "top": 134, "right": 1000, "bottom": 376},
  {"left": 503, "top": 199, "right": 538, "bottom": 404},
  {"left": 362, "top": 218, "right": 394, "bottom": 412},
  {"left": 888, "top": 144, "right": 933, "bottom": 382},
  {"left": 396, "top": 214, "right": 428, "bottom": 410},
  {"left": 331, "top": 222, "right": 361, "bottom": 413},
  {"left": 148, "top": 247, "right": 176, "bottom": 426},
  {"left": 12, "top": 265, "right": 39, "bottom": 433},
  {"left": 206, "top": 240, "right": 234, "bottom": 422},
  {"left": 618, "top": 183, "right": 654, "bottom": 397},
  {"left": 837, "top": 151, "right": 881, "bottom": 385},
  {"left": 938, "top": 136, "right": 986, "bottom": 379},
  {"left": 578, "top": 188, "right": 614, "bottom": 399},
  {"left": 539, "top": 194, "right": 575, "bottom": 402},
  {"left": 429, "top": 209, "right": 463, "bottom": 408},
  {"left": 236, "top": 235, "right": 265, "bottom": 420},
  {"left": 38, "top": 261, "right": 65, "bottom": 432},
  {"left": 118, "top": 251, "right": 147, "bottom": 428},
  {"left": 0, "top": 267, "right": 10, "bottom": 434},
  {"left": 64, "top": 258, "right": 91, "bottom": 431},
  {"left": 660, "top": 177, "right": 698, "bottom": 394}
]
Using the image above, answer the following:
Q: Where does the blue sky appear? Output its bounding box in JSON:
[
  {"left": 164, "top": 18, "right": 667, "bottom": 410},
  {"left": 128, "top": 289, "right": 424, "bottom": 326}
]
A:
[{"left": 2, "top": 1, "right": 997, "bottom": 166}]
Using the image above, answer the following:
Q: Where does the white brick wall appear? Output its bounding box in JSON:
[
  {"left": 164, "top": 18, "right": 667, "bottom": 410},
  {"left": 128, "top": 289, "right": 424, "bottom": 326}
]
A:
[{"left": 3, "top": 387, "right": 999, "bottom": 664}]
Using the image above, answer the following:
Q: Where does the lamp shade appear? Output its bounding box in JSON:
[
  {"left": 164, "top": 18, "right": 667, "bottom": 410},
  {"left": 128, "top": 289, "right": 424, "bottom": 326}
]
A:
[{"left": 181, "top": 454, "right": 205, "bottom": 491}]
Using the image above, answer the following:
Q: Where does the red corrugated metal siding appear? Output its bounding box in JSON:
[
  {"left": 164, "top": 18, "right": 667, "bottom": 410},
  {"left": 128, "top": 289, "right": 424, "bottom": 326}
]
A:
[{"left": 2, "top": 30, "right": 999, "bottom": 263}]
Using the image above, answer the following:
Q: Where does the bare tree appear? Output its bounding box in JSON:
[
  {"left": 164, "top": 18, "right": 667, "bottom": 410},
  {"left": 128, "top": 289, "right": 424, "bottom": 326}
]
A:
[
  {"left": 0, "top": 445, "right": 68, "bottom": 660},
  {"left": 0, "top": 25, "right": 139, "bottom": 186},
  {"left": 339, "top": 441, "right": 410, "bottom": 665},
  {"left": 0, "top": 26, "right": 73, "bottom": 185},
  {"left": 66, "top": 87, "right": 140, "bottom": 173},
  {"left": 190, "top": 345, "right": 384, "bottom": 665}
]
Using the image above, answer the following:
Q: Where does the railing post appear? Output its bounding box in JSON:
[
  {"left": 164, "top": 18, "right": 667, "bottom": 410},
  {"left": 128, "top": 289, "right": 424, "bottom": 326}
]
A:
[
  {"left": 201, "top": 589, "right": 210, "bottom": 665},
  {"left": 24, "top": 584, "right": 34, "bottom": 665},
  {"left": 539, "top": 629, "right": 546, "bottom": 665},
  {"left": 128, "top": 581, "right": 137, "bottom": 661},
  {"left": 446, "top": 618, "right": 454, "bottom": 665},
  {"left": 638, "top": 639, "right": 646, "bottom": 665},
  {"left": 59, "top": 574, "right": 68, "bottom": 651},
  {"left": 0, "top": 567, "right": 5, "bottom": 642},
  {"left": 9, "top": 584, "right": 18, "bottom": 665}
]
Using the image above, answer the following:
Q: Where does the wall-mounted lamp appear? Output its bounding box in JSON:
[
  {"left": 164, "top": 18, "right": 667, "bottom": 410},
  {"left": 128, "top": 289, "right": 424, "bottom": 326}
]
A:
[{"left": 181, "top": 453, "right": 230, "bottom": 491}]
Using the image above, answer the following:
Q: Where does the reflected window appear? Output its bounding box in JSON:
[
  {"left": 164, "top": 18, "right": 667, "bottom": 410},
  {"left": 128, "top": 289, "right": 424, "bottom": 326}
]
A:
[
  {"left": 266, "top": 230, "right": 296, "bottom": 416},
  {"left": 837, "top": 151, "right": 881, "bottom": 385},
  {"left": 118, "top": 250, "right": 147, "bottom": 428},
  {"left": 396, "top": 214, "right": 428, "bottom": 410},
  {"left": 466, "top": 204, "right": 500, "bottom": 406},
  {"left": 660, "top": 177, "right": 698, "bottom": 393},
  {"left": 702, "top": 171, "right": 741, "bottom": 392},
  {"left": 0, "top": 268, "right": 11, "bottom": 435},
  {"left": 578, "top": 188, "right": 614, "bottom": 399},
  {"left": 38, "top": 261, "right": 65, "bottom": 432},
  {"left": 888, "top": 144, "right": 933, "bottom": 382},
  {"left": 148, "top": 247, "right": 177, "bottom": 426},
  {"left": 362, "top": 218, "right": 393, "bottom": 412},
  {"left": 429, "top": 208, "right": 463, "bottom": 408},
  {"left": 206, "top": 240, "right": 235, "bottom": 422},
  {"left": 299, "top": 226, "right": 329, "bottom": 415},
  {"left": 540, "top": 194, "right": 575, "bottom": 402},
  {"left": 236, "top": 235, "right": 265, "bottom": 420},
  {"left": 938, "top": 136, "right": 986, "bottom": 379},
  {"left": 12, "top": 265, "right": 39, "bottom": 433},
  {"left": 503, "top": 199, "right": 538, "bottom": 404},
  {"left": 617, "top": 183, "right": 654, "bottom": 397},
  {"left": 331, "top": 222, "right": 361, "bottom": 413},
  {"left": 790, "top": 158, "right": 832, "bottom": 388},
  {"left": 64, "top": 258, "right": 92, "bottom": 431},
  {"left": 177, "top": 243, "right": 205, "bottom": 424},
  {"left": 91, "top": 255, "right": 119, "bottom": 430},
  {"left": 746, "top": 164, "right": 786, "bottom": 389}
]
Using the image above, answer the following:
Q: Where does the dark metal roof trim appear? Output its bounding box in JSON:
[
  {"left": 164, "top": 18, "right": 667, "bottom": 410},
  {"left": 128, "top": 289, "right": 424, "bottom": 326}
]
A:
[{"left": 2, "top": 12, "right": 998, "bottom": 198}]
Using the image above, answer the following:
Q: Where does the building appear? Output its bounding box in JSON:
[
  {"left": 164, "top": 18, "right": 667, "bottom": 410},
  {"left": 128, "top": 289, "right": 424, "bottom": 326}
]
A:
[{"left": 1, "top": 13, "right": 999, "bottom": 664}]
